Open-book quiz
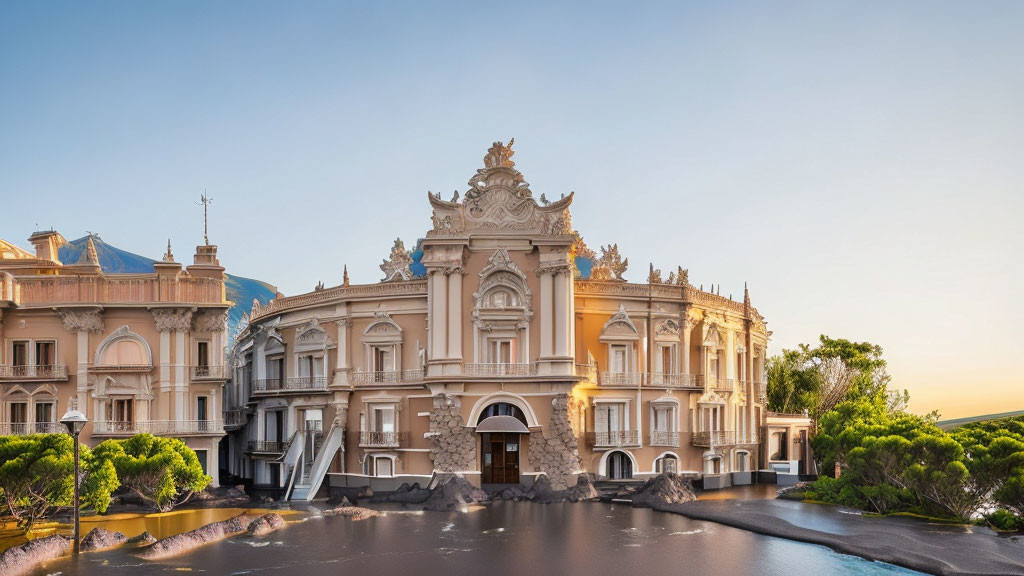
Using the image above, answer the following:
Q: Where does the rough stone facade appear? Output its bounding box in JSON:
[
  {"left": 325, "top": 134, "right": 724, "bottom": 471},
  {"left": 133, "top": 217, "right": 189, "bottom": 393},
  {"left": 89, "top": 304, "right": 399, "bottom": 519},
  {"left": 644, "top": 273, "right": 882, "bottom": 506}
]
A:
[
  {"left": 429, "top": 394, "right": 476, "bottom": 472},
  {"left": 527, "top": 394, "right": 584, "bottom": 490}
]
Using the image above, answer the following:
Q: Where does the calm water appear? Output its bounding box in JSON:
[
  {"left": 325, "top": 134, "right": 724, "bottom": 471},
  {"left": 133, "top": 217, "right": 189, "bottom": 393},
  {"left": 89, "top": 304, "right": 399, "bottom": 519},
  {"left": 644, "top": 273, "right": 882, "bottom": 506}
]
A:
[{"left": 40, "top": 502, "right": 923, "bottom": 576}]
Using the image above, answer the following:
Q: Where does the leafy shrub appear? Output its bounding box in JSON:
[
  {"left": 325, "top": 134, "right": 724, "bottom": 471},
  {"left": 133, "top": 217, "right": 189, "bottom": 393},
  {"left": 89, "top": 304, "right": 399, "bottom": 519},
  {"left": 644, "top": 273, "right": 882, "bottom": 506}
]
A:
[{"left": 986, "top": 509, "right": 1020, "bottom": 531}]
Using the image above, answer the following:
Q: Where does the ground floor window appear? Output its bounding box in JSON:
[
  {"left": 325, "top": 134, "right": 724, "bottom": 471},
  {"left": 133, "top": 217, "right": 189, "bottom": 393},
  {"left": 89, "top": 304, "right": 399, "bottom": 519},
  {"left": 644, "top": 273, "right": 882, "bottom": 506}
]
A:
[
  {"left": 606, "top": 451, "right": 633, "bottom": 480},
  {"left": 194, "top": 449, "right": 208, "bottom": 475},
  {"left": 363, "top": 454, "right": 395, "bottom": 477},
  {"left": 769, "top": 430, "right": 789, "bottom": 460},
  {"left": 655, "top": 454, "right": 677, "bottom": 474}
]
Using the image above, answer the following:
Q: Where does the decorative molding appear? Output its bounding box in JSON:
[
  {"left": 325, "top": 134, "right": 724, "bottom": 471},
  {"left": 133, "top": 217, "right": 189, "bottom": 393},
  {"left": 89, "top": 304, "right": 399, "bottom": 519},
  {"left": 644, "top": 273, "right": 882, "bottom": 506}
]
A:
[
  {"left": 655, "top": 319, "right": 681, "bottom": 337},
  {"left": 590, "top": 244, "right": 628, "bottom": 281},
  {"left": 59, "top": 309, "right": 104, "bottom": 333},
  {"left": 192, "top": 310, "right": 227, "bottom": 333},
  {"left": 600, "top": 304, "right": 639, "bottom": 339},
  {"left": 380, "top": 238, "right": 414, "bottom": 282},
  {"left": 151, "top": 308, "right": 193, "bottom": 332}
]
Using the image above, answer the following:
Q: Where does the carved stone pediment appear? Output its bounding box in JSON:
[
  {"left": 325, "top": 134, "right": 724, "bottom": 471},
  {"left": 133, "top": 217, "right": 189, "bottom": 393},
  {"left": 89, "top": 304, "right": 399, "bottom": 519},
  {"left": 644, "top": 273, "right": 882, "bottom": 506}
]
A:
[
  {"left": 296, "top": 318, "right": 333, "bottom": 347},
  {"left": 380, "top": 238, "right": 414, "bottom": 282},
  {"left": 427, "top": 140, "right": 574, "bottom": 236},
  {"left": 600, "top": 305, "right": 639, "bottom": 340},
  {"left": 59, "top": 309, "right": 104, "bottom": 333},
  {"left": 655, "top": 319, "right": 680, "bottom": 337}
]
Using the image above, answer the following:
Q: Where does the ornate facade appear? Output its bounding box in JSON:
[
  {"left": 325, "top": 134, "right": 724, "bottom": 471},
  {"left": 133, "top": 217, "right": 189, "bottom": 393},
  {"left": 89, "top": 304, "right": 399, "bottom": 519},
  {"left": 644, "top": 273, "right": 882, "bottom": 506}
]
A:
[
  {"left": 0, "top": 232, "right": 230, "bottom": 483},
  {"left": 223, "top": 141, "right": 775, "bottom": 499}
]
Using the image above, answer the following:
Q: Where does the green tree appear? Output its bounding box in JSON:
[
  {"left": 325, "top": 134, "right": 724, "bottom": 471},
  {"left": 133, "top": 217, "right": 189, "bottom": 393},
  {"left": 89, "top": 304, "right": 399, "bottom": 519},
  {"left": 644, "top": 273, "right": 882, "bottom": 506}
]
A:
[
  {"left": 951, "top": 417, "right": 1024, "bottom": 518},
  {"left": 93, "top": 434, "right": 211, "bottom": 512},
  {"left": 0, "top": 434, "right": 118, "bottom": 531}
]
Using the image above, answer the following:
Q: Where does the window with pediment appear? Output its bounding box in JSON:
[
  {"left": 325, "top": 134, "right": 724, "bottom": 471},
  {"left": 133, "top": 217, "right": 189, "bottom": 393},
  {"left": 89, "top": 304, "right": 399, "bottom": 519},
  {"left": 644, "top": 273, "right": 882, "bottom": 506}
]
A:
[{"left": 473, "top": 249, "right": 532, "bottom": 364}]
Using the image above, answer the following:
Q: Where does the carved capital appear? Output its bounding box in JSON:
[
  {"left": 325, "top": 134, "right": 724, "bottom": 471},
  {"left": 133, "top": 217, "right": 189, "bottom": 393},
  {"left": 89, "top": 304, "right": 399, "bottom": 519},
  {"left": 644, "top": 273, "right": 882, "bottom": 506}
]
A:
[
  {"left": 59, "top": 309, "right": 104, "bottom": 333},
  {"left": 151, "top": 308, "right": 193, "bottom": 332},
  {"left": 191, "top": 310, "right": 227, "bottom": 333}
]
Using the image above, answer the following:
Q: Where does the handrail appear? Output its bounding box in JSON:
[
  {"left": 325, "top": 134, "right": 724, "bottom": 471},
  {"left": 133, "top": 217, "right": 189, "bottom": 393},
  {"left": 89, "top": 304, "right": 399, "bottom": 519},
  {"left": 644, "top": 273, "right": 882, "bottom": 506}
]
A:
[
  {"left": 300, "top": 425, "right": 344, "bottom": 501},
  {"left": 0, "top": 365, "right": 69, "bottom": 379},
  {"left": 283, "top": 453, "right": 301, "bottom": 501},
  {"left": 10, "top": 274, "right": 225, "bottom": 307}
]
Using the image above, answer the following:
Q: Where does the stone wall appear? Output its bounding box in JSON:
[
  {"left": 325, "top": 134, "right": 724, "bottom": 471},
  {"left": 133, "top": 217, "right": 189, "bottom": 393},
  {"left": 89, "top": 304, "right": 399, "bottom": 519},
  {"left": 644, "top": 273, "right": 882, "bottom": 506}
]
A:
[
  {"left": 429, "top": 394, "right": 476, "bottom": 472},
  {"left": 528, "top": 394, "right": 584, "bottom": 490}
]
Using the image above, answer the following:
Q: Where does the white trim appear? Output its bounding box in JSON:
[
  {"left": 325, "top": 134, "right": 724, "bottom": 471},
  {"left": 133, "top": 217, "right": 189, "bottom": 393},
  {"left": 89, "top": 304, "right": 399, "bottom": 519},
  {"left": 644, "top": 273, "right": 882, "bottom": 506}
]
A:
[
  {"left": 465, "top": 392, "right": 541, "bottom": 428},
  {"left": 651, "top": 451, "right": 680, "bottom": 473},
  {"left": 597, "top": 449, "right": 638, "bottom": 478},
  {"left": 94, "top": 326, "right": 153, "bottom": 366}
]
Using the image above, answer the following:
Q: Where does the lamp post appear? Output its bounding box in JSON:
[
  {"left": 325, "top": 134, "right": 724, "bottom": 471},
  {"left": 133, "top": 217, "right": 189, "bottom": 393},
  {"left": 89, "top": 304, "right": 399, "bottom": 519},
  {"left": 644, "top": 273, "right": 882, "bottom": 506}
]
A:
[{"left": 60, "top": 409, "right": 88, "bottom": 554}]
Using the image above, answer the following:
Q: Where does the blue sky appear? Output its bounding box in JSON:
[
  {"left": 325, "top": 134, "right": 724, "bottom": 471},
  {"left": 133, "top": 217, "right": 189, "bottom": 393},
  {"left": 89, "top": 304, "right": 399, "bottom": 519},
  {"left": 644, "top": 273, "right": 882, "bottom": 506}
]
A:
[{"left": 1, "top": 1, "right": 1022, "bottom": 418}]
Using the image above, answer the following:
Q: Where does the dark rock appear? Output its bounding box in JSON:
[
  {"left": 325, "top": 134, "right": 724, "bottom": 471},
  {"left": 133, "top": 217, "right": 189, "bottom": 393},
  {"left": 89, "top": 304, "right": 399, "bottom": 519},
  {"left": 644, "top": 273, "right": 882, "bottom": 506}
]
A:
[
  {"left": 630, "top": 473, "right": 697, "bottom": 508},
  {"left": 523, "top": 474, "right": 598, "bottom": 503},
  {"left": 127, "top": 531, "right": 157, "bottom": 545},
  {"left": 422, "top": 475, "right": 488, "bottom": 511},
  {"left": 139, "top": 514, "right": 254, "bottom": 560},
  {"left": 371, "top": 482, "right": 433, "bottom": 505},
  {"left": 247, "top": 513, "right": 286, "bottom": 536},
  {"left": 0, "top": 534, "right": 72, "bottom": 576},
  {"left": 80, "top": 527, "right": 128, "bottom": 552}
]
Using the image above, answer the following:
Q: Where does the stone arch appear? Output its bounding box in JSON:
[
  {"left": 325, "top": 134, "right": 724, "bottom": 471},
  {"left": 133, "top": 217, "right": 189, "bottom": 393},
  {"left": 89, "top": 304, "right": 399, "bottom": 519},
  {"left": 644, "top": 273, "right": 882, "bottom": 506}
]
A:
[
  {"left": 94, "top": 326, "right": 152, "bottom": 366},
  {"left": 651, "top": 451, "right": 681, "bottom": 474},
  {"left": 466, "top": 393, "right": 540, "bottom": 429},
  {"left": 598, "top": 449, "right": 638, "bottom": 478}
]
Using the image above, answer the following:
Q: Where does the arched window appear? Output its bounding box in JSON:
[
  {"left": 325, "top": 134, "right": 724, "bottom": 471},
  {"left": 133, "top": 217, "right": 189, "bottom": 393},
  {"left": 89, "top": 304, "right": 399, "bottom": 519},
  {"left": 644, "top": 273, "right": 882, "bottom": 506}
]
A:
[
  {"left": 607, "top": 451, "right": 634, "bottom": 480},
  {"left": 477, "top": 402, "right": 527, "bottom": 426},
  {"left": 655, "top": 454, "right": 678, "bottom": 474}
]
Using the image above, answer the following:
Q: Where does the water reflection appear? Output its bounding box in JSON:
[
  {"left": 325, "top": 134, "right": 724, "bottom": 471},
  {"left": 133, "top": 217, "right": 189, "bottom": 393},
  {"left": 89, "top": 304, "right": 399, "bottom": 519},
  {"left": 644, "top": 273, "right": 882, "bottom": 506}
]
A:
[{"left": 40, "top": 502, "right": 923, "bottom": 576}]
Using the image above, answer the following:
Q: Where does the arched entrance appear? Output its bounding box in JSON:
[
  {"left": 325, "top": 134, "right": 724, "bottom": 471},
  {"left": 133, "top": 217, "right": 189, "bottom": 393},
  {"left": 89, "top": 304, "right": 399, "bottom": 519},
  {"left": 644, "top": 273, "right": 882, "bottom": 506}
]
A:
[
  {"left": 477, "top": 403, "right": 529, "bottom": 484},
  {"left": 606, "top": 451, "right": 634, "bottom": 480}
]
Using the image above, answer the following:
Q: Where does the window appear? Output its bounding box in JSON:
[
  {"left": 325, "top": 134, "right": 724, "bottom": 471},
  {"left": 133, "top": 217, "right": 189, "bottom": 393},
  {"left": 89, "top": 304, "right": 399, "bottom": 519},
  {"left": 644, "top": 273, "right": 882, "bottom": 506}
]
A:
[
  {"left": 35, "top": 402, "right": 54, "bottom": 424},
  {"left": 108, "top": 399, "right": 134, "bottom": 424},
  {"left": 363, "top": 454, "right": 395, "bottom": 477},
  {"left": 769, "top": 430, "right": 789, "bottom": 460},
  {"left": 606, "top": 451, "right": 633, "bottom": 480},
  {"left": 610, "top": 345, "right": 628, "bottom": 374},
  {"left": 10, "top": 402, "right": 27, "bottom": 423},
  {"left": 35, "top": 341, "right": 55, "bottom": 367},
  {"left": 487, "top": 339, "right": 514, "bottom": 364},
  {"left": 652, "top": 405, "right": 675, "bottom": 433},
  {"left": 595, "top": 402, "right": 626, "bottom": 434},
  {"left": 266, "top": 356, "right": 284, "bottom": 382},
  {"left": 12, "top": 341, "right": 28, "bottom": 375},
  {"left": 298, "top": 354, "right": 324, "bottom": 380},
  {"left": 197, "top": 397, "right": 208, "bottom": 431},
  {"left": 371, "top": 346, "right": 394, "bottom": 373},
  {"left": 660, "top": 345, "right": 673, "bottom": 374},
  {"left": 656, "top": 455, "right": 678, "bottom": 474},
  {"left": 372, "top": 406, "right": 395, "bottom": 434},
  {"left": 197, "top": 341, "right": 209, "bottom": 368}
]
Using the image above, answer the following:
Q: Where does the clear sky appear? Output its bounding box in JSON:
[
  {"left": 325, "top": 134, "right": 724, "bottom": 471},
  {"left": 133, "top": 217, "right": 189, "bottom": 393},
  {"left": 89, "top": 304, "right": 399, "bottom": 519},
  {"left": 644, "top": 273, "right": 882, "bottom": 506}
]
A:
[{"left": 1, "top": 1, "right": 1021, "bottom": 419}]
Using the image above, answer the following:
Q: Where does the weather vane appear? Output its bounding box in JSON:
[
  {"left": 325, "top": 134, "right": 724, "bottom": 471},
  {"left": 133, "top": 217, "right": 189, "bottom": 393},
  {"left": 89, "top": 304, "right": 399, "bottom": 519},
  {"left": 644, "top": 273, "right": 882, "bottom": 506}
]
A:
[{"left": 197, "top": 190, "right": 213, "bottom": 245}]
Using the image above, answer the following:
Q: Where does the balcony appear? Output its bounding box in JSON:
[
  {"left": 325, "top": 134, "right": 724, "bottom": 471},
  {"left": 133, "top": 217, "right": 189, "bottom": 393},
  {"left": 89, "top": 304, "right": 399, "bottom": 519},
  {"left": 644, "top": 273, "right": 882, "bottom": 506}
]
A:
[
  {"left": 91, "top": 420, "right": 223, "bottom": 436},
  {"left": 649, "top": 430, "right": 680, "bottom": 447},
  {"left": 89, "top": 364, "right": 153, "bottom": 373},
  {"left": 756, "top": 380, "right": 768, "bottom": 403},
  {"left": 647, "top": 373, "right": 700, "bottom": 389},
  {"left": 691, "top": 430, "right": 759, "bottom": 447},
  {"left": 359, "top": 430, "right": 409, "bottom": 448},
  {"left": 599, "top": 372, "right": 645, "bottom": 387},
  {"left": 696, "top": 375, "right": 734, "bottom": 392},
  {"left": 10, "top": 274, "right": 224, "bottom": 307},
  {"left": 586, "top": 430, "right": 640, "bottom": 448},
  {"left": 351, "top": 369, "right": 424, "bottom": 385},
  {"left": 247, "top": 440, "right": 286, "bottom": 454},
  {"left": 252, "top": 376, "right": 328, "bottom": 394},
  {"left": 0, "top": 365, "right": 69, "bottom": 381},
  {"left": 191, "top": 365, "right": 227, "bottom": 380},
  {"left": 0, "top": 422, "right": 65, "bottom": 435},
  {"left": 223, "top": 408, "right": 248, "bottom": 429},
  {"left": 464, "top": 363, "right": 534, "bottom": 377}
]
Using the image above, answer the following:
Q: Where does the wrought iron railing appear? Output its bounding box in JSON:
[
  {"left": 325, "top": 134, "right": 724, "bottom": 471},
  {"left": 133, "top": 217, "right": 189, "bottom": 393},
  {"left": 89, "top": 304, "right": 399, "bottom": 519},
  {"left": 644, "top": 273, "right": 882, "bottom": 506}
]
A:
[
  {"left": 0, "top": 422, "right": 65, "bottom": 435},
  {"left": 252, "top": 377, "right": 328, "bottom": 393},
  {"left": 223, "top": 408, "right": 247, "bottom": 428},
  {"left": 92, "top": 420, "right": 223, "bottom": 435},
  {"left": 351, "top": 369, "right": 424, "bottom": 385},
  {"left": 191, "top": 365, "right": 227, "bottom": 379},
  {"left": 0, "top": 365, "right": 69, "bottom": 380},
  {"left": 599, "top": 372, "right": 644, "bottom": 387},
  {"left": 358, "top": 430, "right": 408, "bottom": 448},
  {"left": 247, "top": 440, "right": 286, "bottom": 453},
  {"left": 586, "top": 430, "right": 640, "bottom": 447},
  {"left": 691, "top": 430, "right": 759, "bottom": 447},
  {"left": 464, "top": 363, "right": 534, "bottom": 376},
  {"left": 649, "top": 430, "right": 680, "bottom": 447},
  {"left": 647, "top": 373, "right": 699, "bottom": 388},
  {"left": 11, "top": 275, "right": 224, "bottom": 307}
]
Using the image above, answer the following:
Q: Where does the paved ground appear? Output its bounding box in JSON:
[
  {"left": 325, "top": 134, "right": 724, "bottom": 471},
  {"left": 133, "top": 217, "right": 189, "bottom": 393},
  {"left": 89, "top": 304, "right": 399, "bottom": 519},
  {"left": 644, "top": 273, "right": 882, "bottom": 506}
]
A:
[{"left": 659, "top": 496, "right": 1024, "bottom": 576}]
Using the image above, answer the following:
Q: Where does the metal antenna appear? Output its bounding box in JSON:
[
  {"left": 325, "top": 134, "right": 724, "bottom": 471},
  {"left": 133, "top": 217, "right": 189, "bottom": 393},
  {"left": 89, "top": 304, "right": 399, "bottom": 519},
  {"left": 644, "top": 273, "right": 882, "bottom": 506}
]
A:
[{"left": 197, "top": 191, "right": 213, "bottom": 244}]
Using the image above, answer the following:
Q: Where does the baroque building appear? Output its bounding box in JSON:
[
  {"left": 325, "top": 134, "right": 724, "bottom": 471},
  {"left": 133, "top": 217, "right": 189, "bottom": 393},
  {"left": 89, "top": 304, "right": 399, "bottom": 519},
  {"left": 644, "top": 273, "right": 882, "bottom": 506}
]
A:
[
  {"left": 0, "top": 231, "right": 230, "bottom": 482},
  {"left": 223, "top": 140, "right": 791, "bottom": 499}
]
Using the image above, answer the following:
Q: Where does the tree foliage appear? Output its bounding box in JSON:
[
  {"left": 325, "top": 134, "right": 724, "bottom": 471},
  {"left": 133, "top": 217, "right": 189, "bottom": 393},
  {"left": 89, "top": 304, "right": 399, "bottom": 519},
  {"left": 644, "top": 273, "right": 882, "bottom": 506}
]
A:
[
  {"left": 765, "top": 335, "right": 900, "bottom": 420},
  {"left": 92, "top": 434, "right": 211, "bottom": 512},
  {"left": 0, "top": 434, "right": 117, "bottom": 531}
]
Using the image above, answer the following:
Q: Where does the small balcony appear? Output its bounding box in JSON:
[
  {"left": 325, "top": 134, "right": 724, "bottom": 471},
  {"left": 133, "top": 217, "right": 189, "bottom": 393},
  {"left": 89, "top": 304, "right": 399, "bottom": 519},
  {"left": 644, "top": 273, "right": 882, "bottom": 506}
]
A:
[
  {"left": 247, "top": 440, "right": 286, "bottom": 454},
  {"left": 0, "top": 364, "right": 69, "bottom": 381},
  {"left": 89, "top": 364, "right": 153, "bottom": 373},
  {"left": 691, "top": 430, "right": 759, "bottom": 447},
  {"left": 756, "top": 380, "right": 768, "bottom": 403},
  {"left": 351, "top": 369, "right": 424, "bottom": 385},
  {"left": 359, "top": 430, "right": 409, "bottom": 448},
  {"left": 0, "top": 422, "right": 64, "bottom": 435},
  {"left": 191, "top": 365, "right": 227, "bottom": 380},
  {"left": 697, "top": 375, "right": 734, "bottom": 392},
  {"left": 598, "top": 372, "right": 645, "bottom": 387},
  {"left": 587, "top": 430, "right": 640, "bottom": 448},
  {"left": 649, "top": 430, "right": 680, "bottom": 447},
  {"left": 464, "top": 363, "right": 534, "bottom": 377},
  {"left": 647, "top": 373, "right": 700, "bottom": 389},
  {"left": 223, "top": 408, "right": 248, "bottom": 429},
  {"left": 252, "top": 376, "right": 328, "bottom": 394},
  {"left": 91, "top": 420, "right": 223, "bottom": 436}
]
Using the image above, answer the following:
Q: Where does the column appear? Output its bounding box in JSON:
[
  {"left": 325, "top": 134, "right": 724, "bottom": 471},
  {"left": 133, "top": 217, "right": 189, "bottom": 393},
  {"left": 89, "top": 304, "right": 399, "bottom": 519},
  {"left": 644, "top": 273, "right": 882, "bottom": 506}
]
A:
[
  {"left": 77, "top": 330, "right": 89, "bottom": 414},
  {"left": 447, "top": 270, "right": 462, "bottom": 363},
  {"left": 554, "top": 271, "right": 569, "bottom": 357},
  {"left": 175, "top": 329, "right": 187, "bottom": 421},
  {"left": 726, "top": 330, "right": 735, "bottom": 382},
  {"left": 681, "top": 315, "right": 691, "bottom": 376},
  {"left": 159, "top": 331, "right": 171, "bottom": 420},
  {"left": 539, "top": 272, "right": 553, "bottom": 358},
  {"left": 429, "top": 272, "right": 447, "bottom": 360}
]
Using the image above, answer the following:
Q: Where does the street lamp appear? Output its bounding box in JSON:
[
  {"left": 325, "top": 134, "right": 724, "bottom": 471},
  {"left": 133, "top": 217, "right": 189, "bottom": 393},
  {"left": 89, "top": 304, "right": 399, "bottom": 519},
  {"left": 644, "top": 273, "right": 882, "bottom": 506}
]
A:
[{"left": 60, "top": 409, "right": 87, "bottom": 554}]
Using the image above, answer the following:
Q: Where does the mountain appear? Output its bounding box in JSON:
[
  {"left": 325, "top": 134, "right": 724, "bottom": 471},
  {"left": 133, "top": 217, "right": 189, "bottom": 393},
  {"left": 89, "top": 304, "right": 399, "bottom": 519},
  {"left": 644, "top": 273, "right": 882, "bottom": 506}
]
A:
[
  {"left": 936, "top": 409, "right": 1024, "bottom": 431},
  {"left": 58, "top": 235, "right": 276, "bottom": 339}
]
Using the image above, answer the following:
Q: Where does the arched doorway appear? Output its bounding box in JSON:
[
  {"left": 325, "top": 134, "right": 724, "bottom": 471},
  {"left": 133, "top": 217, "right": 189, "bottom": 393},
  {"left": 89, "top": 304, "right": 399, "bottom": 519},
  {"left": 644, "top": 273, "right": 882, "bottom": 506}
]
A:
[
  {"left": 477, "top": 403, "right": 529, "bottom": 484},
  {"left": 606, "top": 451, "right": 634, "bottom": 480}
]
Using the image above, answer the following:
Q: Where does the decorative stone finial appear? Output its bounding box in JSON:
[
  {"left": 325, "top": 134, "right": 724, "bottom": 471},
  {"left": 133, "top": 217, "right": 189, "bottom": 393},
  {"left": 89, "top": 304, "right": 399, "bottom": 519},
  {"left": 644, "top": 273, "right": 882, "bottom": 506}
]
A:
[
  {"left": 648, "top": 263, "right": 662, "bottom": 284},
  {"left": 163, "top": 239, "right": 174, "bottom": 262},
  {"left": 78, "top": 235, "right": 100, "bottom": 265},
  {"left": 483, "top": 138, "right": 515, "bottom": 168},
  {"left": 343, "top": 265, "right": 350, "bottom": 287},
  {"left": 380, "top": 238, "right": 414, "bottom": 282}
]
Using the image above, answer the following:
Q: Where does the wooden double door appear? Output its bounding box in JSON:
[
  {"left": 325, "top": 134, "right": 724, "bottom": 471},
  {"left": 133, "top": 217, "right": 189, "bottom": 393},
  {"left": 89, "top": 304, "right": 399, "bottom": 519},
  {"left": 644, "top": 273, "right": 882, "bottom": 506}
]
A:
[{"left": 481, "top": 432, "right": 520, "bottom": 484}]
